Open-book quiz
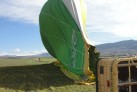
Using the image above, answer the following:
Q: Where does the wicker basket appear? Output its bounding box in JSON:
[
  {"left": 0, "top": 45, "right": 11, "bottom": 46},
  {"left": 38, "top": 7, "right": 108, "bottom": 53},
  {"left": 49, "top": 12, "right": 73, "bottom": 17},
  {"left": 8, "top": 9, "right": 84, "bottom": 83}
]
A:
[{"left": 97, "top": 57, "right": 137, "bottom": 92}]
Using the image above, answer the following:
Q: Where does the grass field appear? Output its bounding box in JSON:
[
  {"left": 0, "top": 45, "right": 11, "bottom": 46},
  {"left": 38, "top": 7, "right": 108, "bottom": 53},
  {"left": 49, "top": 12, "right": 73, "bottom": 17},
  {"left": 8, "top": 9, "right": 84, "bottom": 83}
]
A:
[{"left": 0, "top": 58, "right": 96, "bottom": 92}]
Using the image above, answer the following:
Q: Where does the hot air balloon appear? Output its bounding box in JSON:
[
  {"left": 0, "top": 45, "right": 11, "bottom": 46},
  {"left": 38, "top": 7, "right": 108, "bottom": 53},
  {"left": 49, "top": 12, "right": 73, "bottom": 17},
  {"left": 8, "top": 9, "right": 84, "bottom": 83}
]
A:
[{"left": 39, "top": 0, "right": 99, "bottom": 82}]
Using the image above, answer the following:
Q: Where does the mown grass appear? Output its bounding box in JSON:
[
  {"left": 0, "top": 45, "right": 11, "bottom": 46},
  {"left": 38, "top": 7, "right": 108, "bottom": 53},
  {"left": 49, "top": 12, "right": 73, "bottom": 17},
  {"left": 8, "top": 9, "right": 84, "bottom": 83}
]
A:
[
  {"left": 0, "top": 58, "right": 56, "bottom": 67},
  {"left": 0, "top": 58, "right": 96, "bottom": 92}
]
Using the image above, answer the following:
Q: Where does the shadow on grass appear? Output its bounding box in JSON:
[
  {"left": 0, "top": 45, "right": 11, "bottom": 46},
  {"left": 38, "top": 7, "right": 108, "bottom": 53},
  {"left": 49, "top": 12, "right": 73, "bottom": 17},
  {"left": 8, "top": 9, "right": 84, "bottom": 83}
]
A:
[{"left": 0, "top": 63, "right": 74, "bottom": 91}]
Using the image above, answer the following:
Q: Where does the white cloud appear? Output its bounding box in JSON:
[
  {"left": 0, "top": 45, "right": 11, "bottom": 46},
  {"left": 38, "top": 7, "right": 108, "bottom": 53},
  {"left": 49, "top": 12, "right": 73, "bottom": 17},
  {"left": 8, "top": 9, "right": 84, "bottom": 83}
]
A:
[
  {"left": 86, "top": 0, "right": 137, "bottom": 38},
  {"left": 0, "top": 52, "right": 8, "bottom": 56},
  {"left": 0, "top": 0, "right": 137, "bottom": 38},
  {"left": 106, "top": 24, "right": 137, "bottom": 37},
  {"left": 0, "top": 0, "right": 46, "bottom": 24},
  {"left": 0, "top": 49, "right": 47, "bottom": 56},
  {"left": 14, "top": 48, "right": 21, "bottom": 52},
  {"left": 10, "top": 48, "right": 21, "bottom": 55},
  {"left": 15, "top": 49, "right": 47, "bottom": 56}
]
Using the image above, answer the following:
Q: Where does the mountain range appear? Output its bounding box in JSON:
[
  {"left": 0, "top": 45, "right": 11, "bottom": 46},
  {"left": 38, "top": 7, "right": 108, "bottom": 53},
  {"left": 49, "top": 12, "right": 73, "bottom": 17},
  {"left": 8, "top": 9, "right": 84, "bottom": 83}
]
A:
[
  {"left": 0, "top": 53, "right": 52, "bottom": 58},
  {"left": 96, "top": 40, "right": 137, "bottom": 56},
  {"left": 1, "top": 39, "right": 137, "bottom": 58}
]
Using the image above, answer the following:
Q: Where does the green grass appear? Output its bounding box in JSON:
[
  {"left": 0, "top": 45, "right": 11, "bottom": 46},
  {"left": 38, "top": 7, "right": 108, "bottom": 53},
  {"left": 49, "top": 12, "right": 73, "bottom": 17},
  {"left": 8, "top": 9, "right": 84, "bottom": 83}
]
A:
[
  {"left": 0, "top": 58, "right": 96, "bottom": 92},
  {"left": 0, "top": 58, "right": 56, "bottom": 67}
]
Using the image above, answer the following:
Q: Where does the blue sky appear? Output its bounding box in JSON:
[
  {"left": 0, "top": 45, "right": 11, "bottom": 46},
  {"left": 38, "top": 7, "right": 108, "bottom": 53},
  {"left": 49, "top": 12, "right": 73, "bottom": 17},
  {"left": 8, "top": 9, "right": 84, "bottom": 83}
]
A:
[
  {"left": 0, "top": 0, "right": 137, "bottom": 55},
  {"left": 0, "top": 17, "right": 44, "bottom": 52}
]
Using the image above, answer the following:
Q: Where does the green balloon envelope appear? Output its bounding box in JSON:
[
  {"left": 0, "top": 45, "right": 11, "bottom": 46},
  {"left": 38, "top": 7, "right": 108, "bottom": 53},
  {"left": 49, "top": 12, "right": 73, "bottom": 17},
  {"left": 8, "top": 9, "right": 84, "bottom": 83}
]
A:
[{"left": 39, "top": 0, "right": 99, "bottom": 77}]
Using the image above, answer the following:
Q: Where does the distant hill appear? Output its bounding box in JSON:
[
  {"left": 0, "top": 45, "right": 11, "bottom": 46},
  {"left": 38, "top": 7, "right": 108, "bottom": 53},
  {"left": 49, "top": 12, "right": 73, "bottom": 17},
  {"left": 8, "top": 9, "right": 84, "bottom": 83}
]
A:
[
  {"left": 0, "top": 53, "right": 52, "bottom": 58},
  {"left": 96, "top": 40, "right": 137, "bottom": 56},
  {"left": 1, "top": 40, "right": 137, "bottom": 58},
  {"left": 28, "top": 53, "right": 52, "bottom": 58}
]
